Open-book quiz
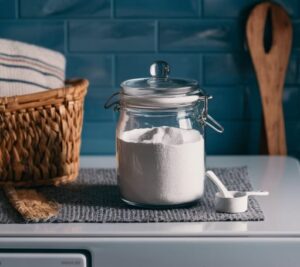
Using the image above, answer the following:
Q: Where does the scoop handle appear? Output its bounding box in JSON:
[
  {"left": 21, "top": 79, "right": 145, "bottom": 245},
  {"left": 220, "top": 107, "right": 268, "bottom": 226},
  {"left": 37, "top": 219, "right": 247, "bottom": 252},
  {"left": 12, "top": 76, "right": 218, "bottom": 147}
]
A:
[
  {"left": 206, "top": 171, "right": 232, "bottom": 198},
  {"left": 246, "top": 191, "right": 269, "bottom": 197}
]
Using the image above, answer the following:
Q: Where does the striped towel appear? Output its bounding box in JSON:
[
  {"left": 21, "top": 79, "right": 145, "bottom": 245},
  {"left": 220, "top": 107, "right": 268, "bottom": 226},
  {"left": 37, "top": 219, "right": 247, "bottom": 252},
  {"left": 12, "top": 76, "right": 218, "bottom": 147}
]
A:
[{"left": 0, "top": 39, "right": 65, "bottom": 97}]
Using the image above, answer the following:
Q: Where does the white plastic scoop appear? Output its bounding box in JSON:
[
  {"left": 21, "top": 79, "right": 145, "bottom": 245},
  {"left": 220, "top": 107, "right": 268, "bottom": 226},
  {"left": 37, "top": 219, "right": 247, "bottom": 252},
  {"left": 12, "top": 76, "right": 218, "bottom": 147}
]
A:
[{"left": 206, "top": 170, "right": 269, "bottom": 213}]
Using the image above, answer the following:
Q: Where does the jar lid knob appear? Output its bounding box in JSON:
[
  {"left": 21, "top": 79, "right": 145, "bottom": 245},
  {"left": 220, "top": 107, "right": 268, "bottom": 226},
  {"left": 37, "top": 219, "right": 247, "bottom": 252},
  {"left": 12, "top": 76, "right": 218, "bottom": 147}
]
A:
[{"left": 150, "top": 61, "right": 170, "bottom": 78}]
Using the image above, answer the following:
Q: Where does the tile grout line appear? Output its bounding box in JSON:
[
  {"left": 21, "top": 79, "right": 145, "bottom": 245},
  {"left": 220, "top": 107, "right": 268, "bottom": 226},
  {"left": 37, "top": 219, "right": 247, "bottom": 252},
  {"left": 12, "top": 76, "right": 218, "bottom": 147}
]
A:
[
  {"left": 111, "top": 0, "right": 115, "bottom": 19},
  {"left": 155, "top": 20, "right": 159, "bottom": 53},
  {"left": 112, "top": 54, "right": 116, "bottom": 89},
  {"left": 15, "top": 0, "right": 20, "bottom": 19},
  {"left": 59, "top": 51, "right": 246, "bottom": 55},
  {"left": 200, "top": 54, "right": 204, "bottom": 86},
  {"left": 199, "top": 0, "right": 203, "bottom": 17},
  {"left": 64, "top": 20, "right": 69, "bottom": 55},
  {"left": 0, "top": 17, "right": 245, "bottom": 22}
]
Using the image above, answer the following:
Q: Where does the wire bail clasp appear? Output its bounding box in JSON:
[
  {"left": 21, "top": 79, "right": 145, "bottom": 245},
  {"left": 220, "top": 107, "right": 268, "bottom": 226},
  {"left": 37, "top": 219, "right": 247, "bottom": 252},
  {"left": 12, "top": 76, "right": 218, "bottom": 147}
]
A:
[
  {"left": 199, "top": 95, "right": 224, "bottom": 133},
  {"left": 104, "top": 92, "right": 120, "bottom": 112}
]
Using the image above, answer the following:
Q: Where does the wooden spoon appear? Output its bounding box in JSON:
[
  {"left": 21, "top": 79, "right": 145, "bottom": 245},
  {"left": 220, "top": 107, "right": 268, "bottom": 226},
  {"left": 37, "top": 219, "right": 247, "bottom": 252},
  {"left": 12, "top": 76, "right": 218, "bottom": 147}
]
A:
[{"left": 246, "top": 2, "right": 292, "bottom": 155}]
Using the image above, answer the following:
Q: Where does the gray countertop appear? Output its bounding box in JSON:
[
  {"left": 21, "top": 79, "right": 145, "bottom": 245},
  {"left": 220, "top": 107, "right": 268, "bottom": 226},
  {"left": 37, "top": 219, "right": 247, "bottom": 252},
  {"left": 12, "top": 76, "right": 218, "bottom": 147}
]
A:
[{"left": 0, "top": 155, "right": 299, "bottom": 238}]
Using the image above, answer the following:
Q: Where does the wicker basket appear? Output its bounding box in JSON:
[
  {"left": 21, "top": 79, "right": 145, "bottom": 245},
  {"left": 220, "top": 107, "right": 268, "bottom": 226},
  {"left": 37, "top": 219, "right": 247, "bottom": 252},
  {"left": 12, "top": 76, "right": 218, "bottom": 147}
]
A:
[{"left": 0, "top": 79, "right": 89, "bottom": 187}]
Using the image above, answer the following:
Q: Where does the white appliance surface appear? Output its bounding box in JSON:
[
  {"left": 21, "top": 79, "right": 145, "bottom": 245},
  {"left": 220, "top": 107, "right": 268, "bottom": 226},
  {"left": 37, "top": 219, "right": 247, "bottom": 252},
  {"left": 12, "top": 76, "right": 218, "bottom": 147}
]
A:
[
  {"left": 0, "top": 156, "right": 299, "bottom": 267},
  {"left": 0, "top": 253, "right": 87, "bottom": 267}
]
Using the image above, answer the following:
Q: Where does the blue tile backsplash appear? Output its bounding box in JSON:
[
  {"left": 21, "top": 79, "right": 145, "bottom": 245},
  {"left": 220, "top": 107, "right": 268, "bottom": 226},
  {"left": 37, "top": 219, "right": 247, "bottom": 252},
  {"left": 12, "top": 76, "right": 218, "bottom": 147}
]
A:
[
  {"left": 0, "top": 0, "right": 16, "bottom": 18},
  {"left": 20, "top": 0, "right": 111, "bottom": 18},
  {"left": 203, "top": 54, "right": 254, "bottom": 85},
  {"left": 159, "top": 20, "right": 241, "bottom": 52},
  {"left": 115, "top": 0, "right": 200, "bottom": 18},
  {"left": 0, "top": 21, "right": 64, "bottom": 52},
  {"left": 67, "top": 54, "right": 113, "bottom": 86},
  {"left": 1, "top": 0, "right": 299, "bottom": 159},
  {"left": 69, "top": 20, "right": 155, "bottom": 52}
]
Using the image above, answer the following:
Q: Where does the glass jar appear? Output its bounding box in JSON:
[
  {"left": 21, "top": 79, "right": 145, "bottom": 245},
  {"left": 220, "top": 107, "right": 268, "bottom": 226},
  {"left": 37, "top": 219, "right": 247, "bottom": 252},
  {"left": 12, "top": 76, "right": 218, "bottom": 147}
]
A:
[{"left": 105, "top": 61, "right": 223, "bottom": 208}]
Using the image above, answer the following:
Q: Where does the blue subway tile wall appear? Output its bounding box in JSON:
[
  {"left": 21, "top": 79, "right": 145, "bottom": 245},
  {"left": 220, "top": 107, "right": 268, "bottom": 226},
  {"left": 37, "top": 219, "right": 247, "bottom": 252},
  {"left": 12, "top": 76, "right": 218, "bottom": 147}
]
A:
[
  {"left": 203, "top": 0, "right": 253, "bottom": 18},
  {"left": 205, "top": 86, "right": 245, "bottom": 120},
  {"left": 0, "top": 0, "right": 16, "bottom": 18},
  {"left": 159, "top": 20, "right": 241, "bottom": 52},
  {"left": 203, "top": 54, "right": 254, "bottom": 85},
  {"left": 0, "top": 21, "right": 64, "bottom": 52},
  {"left": 115, "top": 0, "right": 200, "bottom": 18},
  {"left": 69, "top": 20, "right": 155, "bottom": 52},
  {"left": 20, "top": 0, "right": 111, "bottom": 18},
  {"left": 0, "top": 0, "right": 299, "bottom": 159},
  {"left": 66, "top": 54, "right": 113, "bottom": 86}
]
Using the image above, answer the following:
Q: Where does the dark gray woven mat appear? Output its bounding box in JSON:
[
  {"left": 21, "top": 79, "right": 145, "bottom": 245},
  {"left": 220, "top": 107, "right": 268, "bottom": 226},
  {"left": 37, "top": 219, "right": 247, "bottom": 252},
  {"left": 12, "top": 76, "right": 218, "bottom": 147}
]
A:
[{"left": 0, "top": 167, "right": 264, "bottom": 223}]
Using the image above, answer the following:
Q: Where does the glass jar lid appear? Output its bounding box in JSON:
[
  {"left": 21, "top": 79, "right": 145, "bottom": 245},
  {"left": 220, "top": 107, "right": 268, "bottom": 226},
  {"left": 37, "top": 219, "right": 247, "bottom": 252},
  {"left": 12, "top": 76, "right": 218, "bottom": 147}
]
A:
[
  {"left": 104, "top": 61, "right": 224, "bottom": 133},
  {"left": 121, "top": 61, "right": 203, "bottom": 97}
]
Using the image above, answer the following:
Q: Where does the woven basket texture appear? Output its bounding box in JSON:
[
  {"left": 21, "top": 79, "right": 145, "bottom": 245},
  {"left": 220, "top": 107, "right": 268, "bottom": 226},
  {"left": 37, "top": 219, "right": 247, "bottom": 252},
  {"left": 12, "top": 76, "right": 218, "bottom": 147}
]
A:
[{"left": 0, "top": 79, "right": 88, "bottom": 187}]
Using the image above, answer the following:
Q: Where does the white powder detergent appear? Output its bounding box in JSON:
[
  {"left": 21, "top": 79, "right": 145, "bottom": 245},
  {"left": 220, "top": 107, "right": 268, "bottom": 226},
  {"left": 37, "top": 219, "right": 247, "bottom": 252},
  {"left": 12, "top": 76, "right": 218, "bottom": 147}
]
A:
[{"left": 117, "top": 126, "right": 205, "bottom": 206}]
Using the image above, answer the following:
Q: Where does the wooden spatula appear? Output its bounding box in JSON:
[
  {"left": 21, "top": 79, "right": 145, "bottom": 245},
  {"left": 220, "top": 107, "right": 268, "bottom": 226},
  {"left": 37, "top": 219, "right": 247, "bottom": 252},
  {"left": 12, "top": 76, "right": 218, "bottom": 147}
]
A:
[{"left": 246, "top": 2, "right": 292, "bottom": 155}]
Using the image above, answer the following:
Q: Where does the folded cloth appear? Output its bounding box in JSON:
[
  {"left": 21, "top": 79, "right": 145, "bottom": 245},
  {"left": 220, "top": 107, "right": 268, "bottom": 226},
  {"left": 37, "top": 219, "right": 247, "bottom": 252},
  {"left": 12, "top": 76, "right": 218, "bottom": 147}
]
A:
[{"left": 0, "top": 38, "right": 65, "bottom": 97}]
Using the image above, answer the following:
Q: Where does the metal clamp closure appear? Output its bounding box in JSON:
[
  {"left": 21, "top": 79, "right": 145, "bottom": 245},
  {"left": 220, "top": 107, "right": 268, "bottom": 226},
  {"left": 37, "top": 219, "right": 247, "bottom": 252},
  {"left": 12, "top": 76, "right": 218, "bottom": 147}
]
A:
[
  {"left": 199, "top": 95, "right": 224, "bottom": 133},
  {"left": 104, "top": 92, "right": 120, "bottom": 111},
  {"left": 104, "top": 92, "right": 224, "bottom": 134}
]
